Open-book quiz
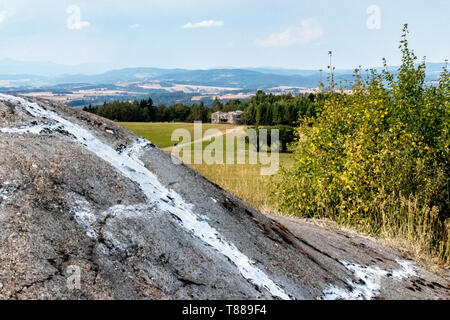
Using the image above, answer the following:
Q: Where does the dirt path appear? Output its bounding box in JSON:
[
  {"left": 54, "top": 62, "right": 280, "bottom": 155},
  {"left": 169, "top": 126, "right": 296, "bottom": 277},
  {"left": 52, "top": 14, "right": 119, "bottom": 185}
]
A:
[{"left": 161, "top": 126, "right": 246, "bottom": 153}]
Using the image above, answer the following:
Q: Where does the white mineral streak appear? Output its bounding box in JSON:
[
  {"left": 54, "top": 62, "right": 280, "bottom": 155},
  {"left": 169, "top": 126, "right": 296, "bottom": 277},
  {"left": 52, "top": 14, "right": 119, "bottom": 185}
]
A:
[{"left": 319, "top": 260, "right": 418, "bottom": 300}]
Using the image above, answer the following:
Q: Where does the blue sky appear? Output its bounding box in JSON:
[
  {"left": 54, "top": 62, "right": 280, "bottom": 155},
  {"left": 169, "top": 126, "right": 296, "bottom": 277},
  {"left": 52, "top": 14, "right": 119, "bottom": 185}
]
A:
[{"left": 0, "top": 0, "right": 448, "bottom": 70}]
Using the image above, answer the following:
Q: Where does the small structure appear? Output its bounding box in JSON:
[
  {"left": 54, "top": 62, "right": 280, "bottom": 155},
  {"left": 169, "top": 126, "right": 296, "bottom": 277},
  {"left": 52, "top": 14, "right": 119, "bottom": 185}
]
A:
[{"left": 211, "top": 111, "right": 243, "bottom": 124}]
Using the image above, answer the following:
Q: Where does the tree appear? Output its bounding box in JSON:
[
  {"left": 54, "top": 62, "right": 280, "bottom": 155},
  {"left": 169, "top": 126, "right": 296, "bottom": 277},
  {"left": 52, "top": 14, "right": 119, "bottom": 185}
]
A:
[{"left": 212, "top": 97, "right": 223, "bottom": 112}]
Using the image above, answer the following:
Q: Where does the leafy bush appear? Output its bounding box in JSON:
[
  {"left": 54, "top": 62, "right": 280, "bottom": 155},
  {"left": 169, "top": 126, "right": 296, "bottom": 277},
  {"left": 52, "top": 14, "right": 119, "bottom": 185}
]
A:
[
  {"left": 275, "top": 25, "right": 449, "bottom": 263},
  {"left": 245, "top": 125, "right": 296, "bottom": 153}
]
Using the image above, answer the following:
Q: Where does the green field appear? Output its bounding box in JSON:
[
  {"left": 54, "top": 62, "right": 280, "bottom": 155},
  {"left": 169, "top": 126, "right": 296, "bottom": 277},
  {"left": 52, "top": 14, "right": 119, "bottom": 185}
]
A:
[
  {"left": 120, "top": 122, "right": 241, "bottom": 148},
  {"left": 119, "top": 122, "right": 294, "bottom": 211}
]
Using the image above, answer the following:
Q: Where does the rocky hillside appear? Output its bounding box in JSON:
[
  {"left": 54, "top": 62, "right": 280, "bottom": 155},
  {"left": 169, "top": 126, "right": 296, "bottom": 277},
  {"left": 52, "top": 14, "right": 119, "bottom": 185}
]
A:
[{"left": 0, "top": 94, "right": 448, "bottom": 300}]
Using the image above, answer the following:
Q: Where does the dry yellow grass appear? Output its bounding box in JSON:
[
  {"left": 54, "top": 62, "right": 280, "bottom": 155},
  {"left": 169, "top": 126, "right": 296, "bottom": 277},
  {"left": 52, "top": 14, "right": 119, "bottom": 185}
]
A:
[
  {"left": 189, "top": 152, "right": 295, "bottom": 212},
  {"left": 120, "top": 122, "right": 293, "bottom": 211}
]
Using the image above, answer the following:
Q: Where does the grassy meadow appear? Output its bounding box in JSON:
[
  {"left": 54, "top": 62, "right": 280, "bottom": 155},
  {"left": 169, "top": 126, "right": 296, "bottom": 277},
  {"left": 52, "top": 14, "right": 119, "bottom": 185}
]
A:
[
  {"left": 119, "top": 122, "right": 294, "bottom": 211},
  {"left": 120, "top": 122, "right": 241, "bottom": 148},
  {"left": 190, "top": 151, "right": 294, "bottom": 211}
]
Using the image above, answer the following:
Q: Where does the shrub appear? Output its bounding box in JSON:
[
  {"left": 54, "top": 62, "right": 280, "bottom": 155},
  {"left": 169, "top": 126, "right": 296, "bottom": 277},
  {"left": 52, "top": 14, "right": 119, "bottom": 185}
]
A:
[
  {"left": 247, "top": 125, "right": 296, "bottom": 153},
  {"left": 275, "top": 25, "right": 449, "bottom": 264}
]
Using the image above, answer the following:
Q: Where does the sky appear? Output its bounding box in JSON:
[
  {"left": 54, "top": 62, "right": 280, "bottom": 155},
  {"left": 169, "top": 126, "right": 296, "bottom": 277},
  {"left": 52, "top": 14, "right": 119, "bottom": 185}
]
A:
[{"left": 0, "top": 0, "right": 448, "bottom": 70}]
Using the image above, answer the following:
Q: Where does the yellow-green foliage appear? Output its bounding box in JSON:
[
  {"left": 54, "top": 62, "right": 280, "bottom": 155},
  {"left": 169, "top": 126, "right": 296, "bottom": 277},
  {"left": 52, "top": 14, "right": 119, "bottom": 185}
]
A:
[{"left": 276, "top": 25, "right": 449, "bottom": 264}]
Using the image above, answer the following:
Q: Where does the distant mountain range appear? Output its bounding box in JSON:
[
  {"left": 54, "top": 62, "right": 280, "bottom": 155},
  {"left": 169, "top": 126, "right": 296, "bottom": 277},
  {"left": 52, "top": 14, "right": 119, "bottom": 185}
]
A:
[
  {"left": 0, "top": 59, "right": 113, "bottom": 77},
  {"left": 0, "top": 59, "right": 446, "bottom": 90}
]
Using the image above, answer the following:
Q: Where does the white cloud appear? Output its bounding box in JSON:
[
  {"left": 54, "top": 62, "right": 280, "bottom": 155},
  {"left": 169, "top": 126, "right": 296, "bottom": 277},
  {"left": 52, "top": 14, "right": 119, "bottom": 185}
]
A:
[
  {"left": 255, "top": 18, "right": 323, "bottom": 47},
  {"left": 0, "top": 10, "right": 7, "bottom": 24},
  {"left": 182, "top": 20, "right": 224, "bottom": 29},
  {"left": 66, "top": 5, "right": 90, "bottom": 30},
  {"left": 129, "top": 24, "right": 140, "bottom": 29}
]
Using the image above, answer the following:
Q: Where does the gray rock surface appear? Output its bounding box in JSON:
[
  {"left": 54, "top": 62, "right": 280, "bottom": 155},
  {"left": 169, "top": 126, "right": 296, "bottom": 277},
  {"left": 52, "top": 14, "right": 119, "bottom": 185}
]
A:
[{"left": 0, "top": 94, "right": 448, "bottom": 300}]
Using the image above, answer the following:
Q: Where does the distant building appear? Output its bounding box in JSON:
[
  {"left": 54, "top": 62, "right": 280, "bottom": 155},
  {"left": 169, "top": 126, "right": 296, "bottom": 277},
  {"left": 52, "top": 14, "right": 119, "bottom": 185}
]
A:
[{"left": 211, "top": 111, "right": 243, "bottom": 124}]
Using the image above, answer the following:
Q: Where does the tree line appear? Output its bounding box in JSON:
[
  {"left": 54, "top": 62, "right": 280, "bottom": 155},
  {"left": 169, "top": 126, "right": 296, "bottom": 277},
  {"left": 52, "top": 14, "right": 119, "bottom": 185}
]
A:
[
  {"left": 83, "top": 91, "right": 321, "bottom": 126},
  {"left": 84, "top": 98, "right": 211, "bottom": 123}
]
